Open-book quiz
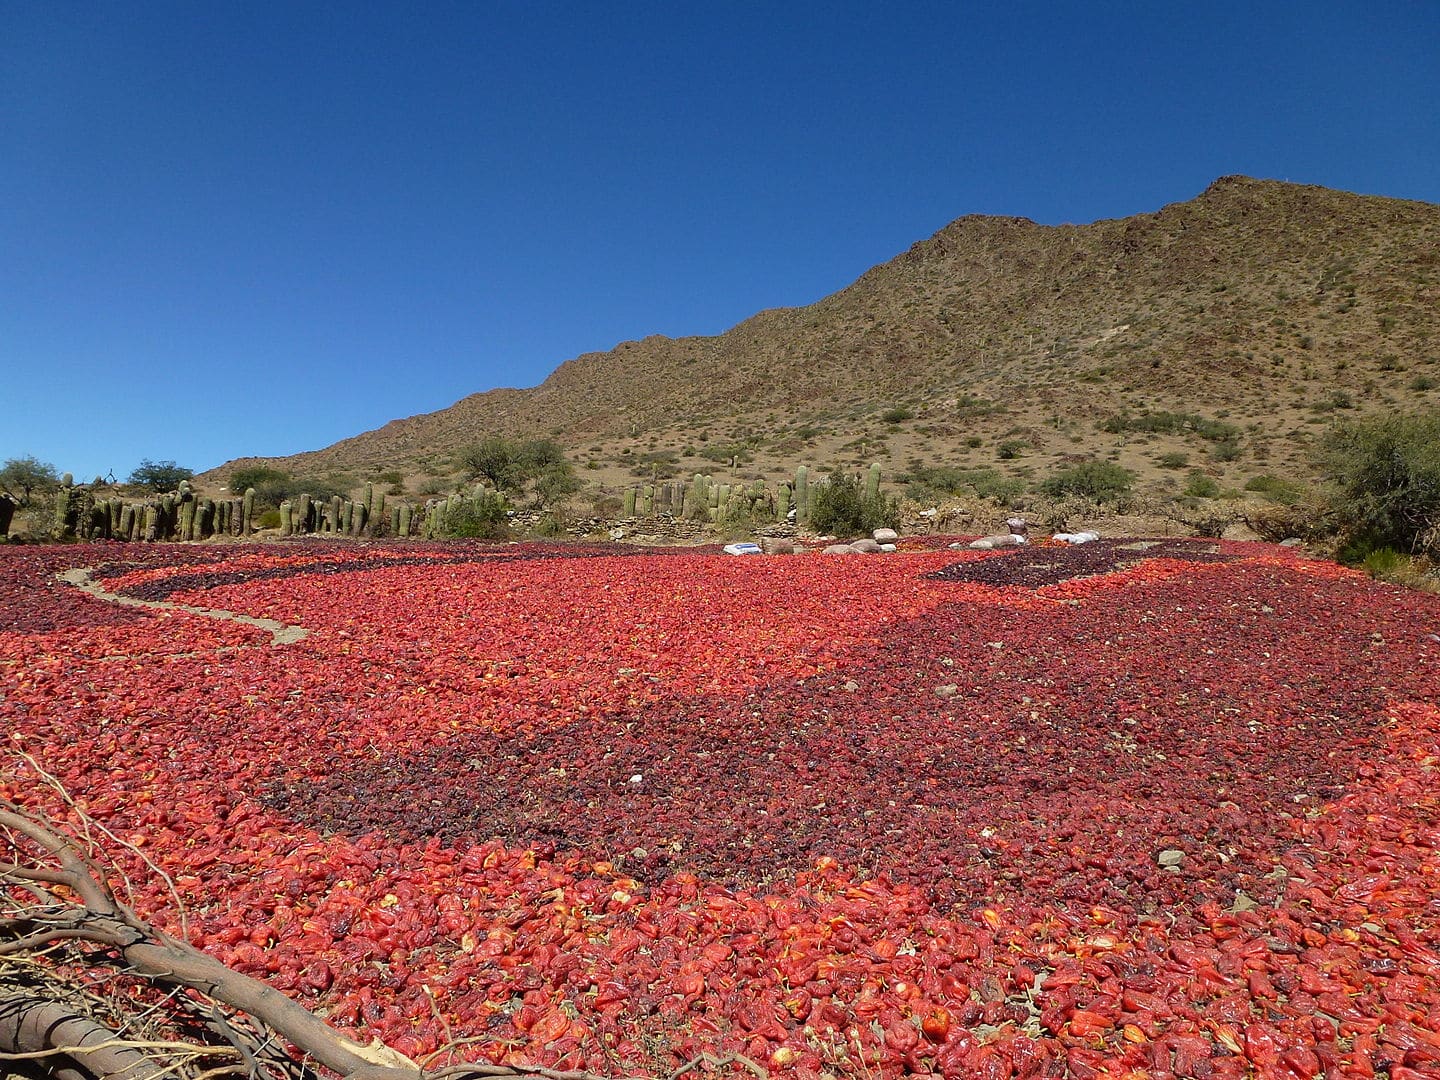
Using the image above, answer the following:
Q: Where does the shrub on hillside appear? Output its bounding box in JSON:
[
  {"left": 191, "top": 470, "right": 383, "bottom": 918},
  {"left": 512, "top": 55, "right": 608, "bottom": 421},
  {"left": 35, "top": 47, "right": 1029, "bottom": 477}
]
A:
[
  {"left": 1038, "top": 461, "right": 1135, "bottom": 504},
  {"left": 901, "top": 465, "right": 1024, "bottom": 505},
  {"left": 1323, "top": 412, "right": 1440, "bottom": 556}
]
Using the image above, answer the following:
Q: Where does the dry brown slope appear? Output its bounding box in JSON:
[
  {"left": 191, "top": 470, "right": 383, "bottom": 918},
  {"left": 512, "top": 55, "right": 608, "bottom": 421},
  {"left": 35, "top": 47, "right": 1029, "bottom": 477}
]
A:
[{"left": 212, "top": 176, "right": 1440, "bottom": 487}]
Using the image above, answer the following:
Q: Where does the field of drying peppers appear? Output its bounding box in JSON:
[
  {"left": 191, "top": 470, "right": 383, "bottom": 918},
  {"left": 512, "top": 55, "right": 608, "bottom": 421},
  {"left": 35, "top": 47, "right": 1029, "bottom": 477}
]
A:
[{"left": 3, "top": 537, "right": 1440, "bottom": 1079}]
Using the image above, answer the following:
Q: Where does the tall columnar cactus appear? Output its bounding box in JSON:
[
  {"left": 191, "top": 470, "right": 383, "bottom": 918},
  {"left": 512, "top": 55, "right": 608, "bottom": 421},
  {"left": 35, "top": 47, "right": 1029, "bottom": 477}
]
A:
[
  {"left": 60, "top": 473, "right": 73, "bottom": 489},
  {"left": 865, "top": 462, "right": 882, "bottom": 504},
  {"left": 363, "top": 482, "right": 375, "bottom": 521},
  {"left": 143, "top": 504, "right": 159, "bottom": 542},
  {"left": 329, "top": 495, "right": 343, "bottom": 534},
  {"left": 242, "top": 488, "right": 256, "bottom": 535},
  {"left": 397, "top": 502, "right": 412, "bottom": 538},
  {"left": 296, "top": 494, "right": 312, "bottom": 535},
  {"left": 794, "top": 466, "right": 810, "bottom": 524},
  {"left": 198, "top": 499, "right": 214, "bottom": 538},
  {"left": 178, "top": 495, "right": 197, "bottom": 542},
  {"left": 351, "top": 502, "right": 367, "bottom": 536},
  {"left": 279, "top": 500, "right": 294, "bottom": 537},
  {"left": 623, "top": 489, "right": 637, "bottom": 518}
]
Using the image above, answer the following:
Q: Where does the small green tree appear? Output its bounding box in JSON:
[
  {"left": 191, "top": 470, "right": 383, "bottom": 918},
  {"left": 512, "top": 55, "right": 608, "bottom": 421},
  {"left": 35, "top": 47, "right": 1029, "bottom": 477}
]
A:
[
  {"left": 229, "top": 466, "right": 291, "bottom": 495},
  {"left": 1039, "top": 461, "right": 1135, "bottom": 503},
  {"left": 0, "top": 455, "right": 61, "bottom": 506},
  {"left": 129, "top": 459, "right": 193, "bottom": 492},
  {"left": 458, "top": 437, "right": 525, "bottom": 491},
  {"left": 1323, "top": 412, "right": 1440, "bottom": 555},
  {"left": 456, "top": 437, "right": 578, "bottom": 507}
]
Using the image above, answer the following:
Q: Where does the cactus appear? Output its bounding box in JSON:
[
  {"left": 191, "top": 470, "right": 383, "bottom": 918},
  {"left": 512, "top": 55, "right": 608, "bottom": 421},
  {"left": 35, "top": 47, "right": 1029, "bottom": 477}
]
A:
[
  {"left": 794, "top": 466, "right": 810, "bottom": 524},
  {"left": 279, "top": 500, "right": 294, "bottom": 537},
  {"left": 241, "top": 488, "right": 256, "bottom": 535},
  {"left": 143, "top": 504, "right": 159, "bottom": 542},
  {"left": 363, "top": 482, "right": 375, "bottom": 520},
  {"left": 296, "top": 493, "right": 312, "bottom": 535},
  {"left": 178, "top": 495, "right": 197, "bottom": 541},
  {"left": 351, "top": 502, "right": 367, "bottom": 536},
  {"left": 197, "top": 499, "right": 214, "bottom": 538},
  {"left": 865, "top": 463, "right": 882, "bottom": 504},
  {"left": 623, "top": 488, "right": 637, "bottom": 518},
  {"left": 61, "top": 473, "right": 73, "bottom": 488}
]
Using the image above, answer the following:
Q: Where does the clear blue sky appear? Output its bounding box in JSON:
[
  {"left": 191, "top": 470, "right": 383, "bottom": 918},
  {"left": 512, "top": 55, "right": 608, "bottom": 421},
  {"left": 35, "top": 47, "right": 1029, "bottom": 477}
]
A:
[{"left": 4, "top": 3, "right": 1438, "bottom": 480}]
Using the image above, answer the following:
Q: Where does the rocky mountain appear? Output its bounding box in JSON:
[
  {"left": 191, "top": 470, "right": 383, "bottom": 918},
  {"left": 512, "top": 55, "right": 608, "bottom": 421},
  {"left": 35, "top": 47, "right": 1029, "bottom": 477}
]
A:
[{"left": 212, "top": 176, "right": 1440, "bottom": 501}]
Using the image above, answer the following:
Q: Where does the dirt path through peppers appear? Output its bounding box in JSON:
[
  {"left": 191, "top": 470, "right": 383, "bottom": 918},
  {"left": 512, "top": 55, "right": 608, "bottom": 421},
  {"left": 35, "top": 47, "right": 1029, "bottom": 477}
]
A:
[{"left": 57, "top": 567, "right": 309, "bottom": 647}]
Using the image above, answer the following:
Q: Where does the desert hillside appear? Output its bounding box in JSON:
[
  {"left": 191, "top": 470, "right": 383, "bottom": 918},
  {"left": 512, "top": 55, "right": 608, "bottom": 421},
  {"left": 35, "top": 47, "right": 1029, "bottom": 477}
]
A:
[{"left": 210, "top": 176, "right": 1440, "bottom": 502}]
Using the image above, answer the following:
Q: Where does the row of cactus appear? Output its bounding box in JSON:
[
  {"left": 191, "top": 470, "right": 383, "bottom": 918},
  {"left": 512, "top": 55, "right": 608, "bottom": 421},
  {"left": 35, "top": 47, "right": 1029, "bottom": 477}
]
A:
[
  {"left": 616, "top": 464, "right": 883, "bottom": 527},
  {"left": 30, "top": 465, "right": 885, "bottom": 542},
  {"left": 39, "top": 476, "right": 424, "bottom": 543}
]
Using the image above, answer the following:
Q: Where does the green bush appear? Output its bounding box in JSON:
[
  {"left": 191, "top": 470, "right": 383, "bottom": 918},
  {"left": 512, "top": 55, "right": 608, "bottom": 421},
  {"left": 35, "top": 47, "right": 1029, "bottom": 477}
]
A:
[
  {"left": 439, "top": 491, "right": 511, "bottom": 539},
  {"left": 880, "top": 406, "right": 915, "bottom": 424},
  {"left": 1157, "top": 451, "right": 1189, "bottom": 469},
  {"left": 1184, "top": 470, "right": 1221, "bottom": 498},
  {"left": 1039, "top": 461, "right": 1135, "bottom": 503},
  {"left": 997, "top": 439, "right": 1026, "bottom": 460},
  {"left": 230, "top": 465, "right": 290, "bottom": 494},
  {"left": 1324, "top": 412, "right": 1440, "bottom": 555},
  {"left": 810, "top": 469, "right": 898, "bottom": 535},
  {"left": 1244, "top": 474, "right": 1304, "bottom": 504},
  {"left": 1101, "top": 411, "right": 1239, "bottom": 443},
  {"left": 901, "top": 465, "right": 1024, "bottom": 504}
]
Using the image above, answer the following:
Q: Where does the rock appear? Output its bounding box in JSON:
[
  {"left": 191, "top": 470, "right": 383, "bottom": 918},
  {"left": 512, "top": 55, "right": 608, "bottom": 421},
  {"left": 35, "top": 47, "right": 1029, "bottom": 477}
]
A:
[
  {"left": 872, "top": 527, "right": 899, "bottom": 543},
  {"left": 1222, "top": 522, "right": 1263, "bottom": 542},
  {"left": 761, "top": 537, "right": 795, "bottom": 555},
  {"left": 1157, "top": 848, "right": 1185, "bottom": 869},
  {"left": 822, "top": 543, "right": 859, "bottom": 555},
  {"left": 1230, "top": 890, "right": 1259, "bottom": 912},
  {"left": 933, "top": 684, "right": 959, "bottom": 699},
  {"left": 849, "top": 538, "right": 882, "bottom": 554},
  {"left": 972, "top": 533, "right": 1023, "bottom": 550},
  {"left": 878, "top": 543, "right": 897, "bottom": 553},
  {"left": 1279, "top": 537, "right": 1304, "bottom": 547},
  {"left": 1006, "top": 517, "right": 1028, "bottom": 535}
]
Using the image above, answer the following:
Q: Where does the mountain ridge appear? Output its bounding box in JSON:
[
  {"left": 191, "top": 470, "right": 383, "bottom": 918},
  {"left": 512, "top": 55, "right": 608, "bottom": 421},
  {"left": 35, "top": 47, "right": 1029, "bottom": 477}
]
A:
[{"left": 209, "top": 176, "right": 1440, "bottom": 499}]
